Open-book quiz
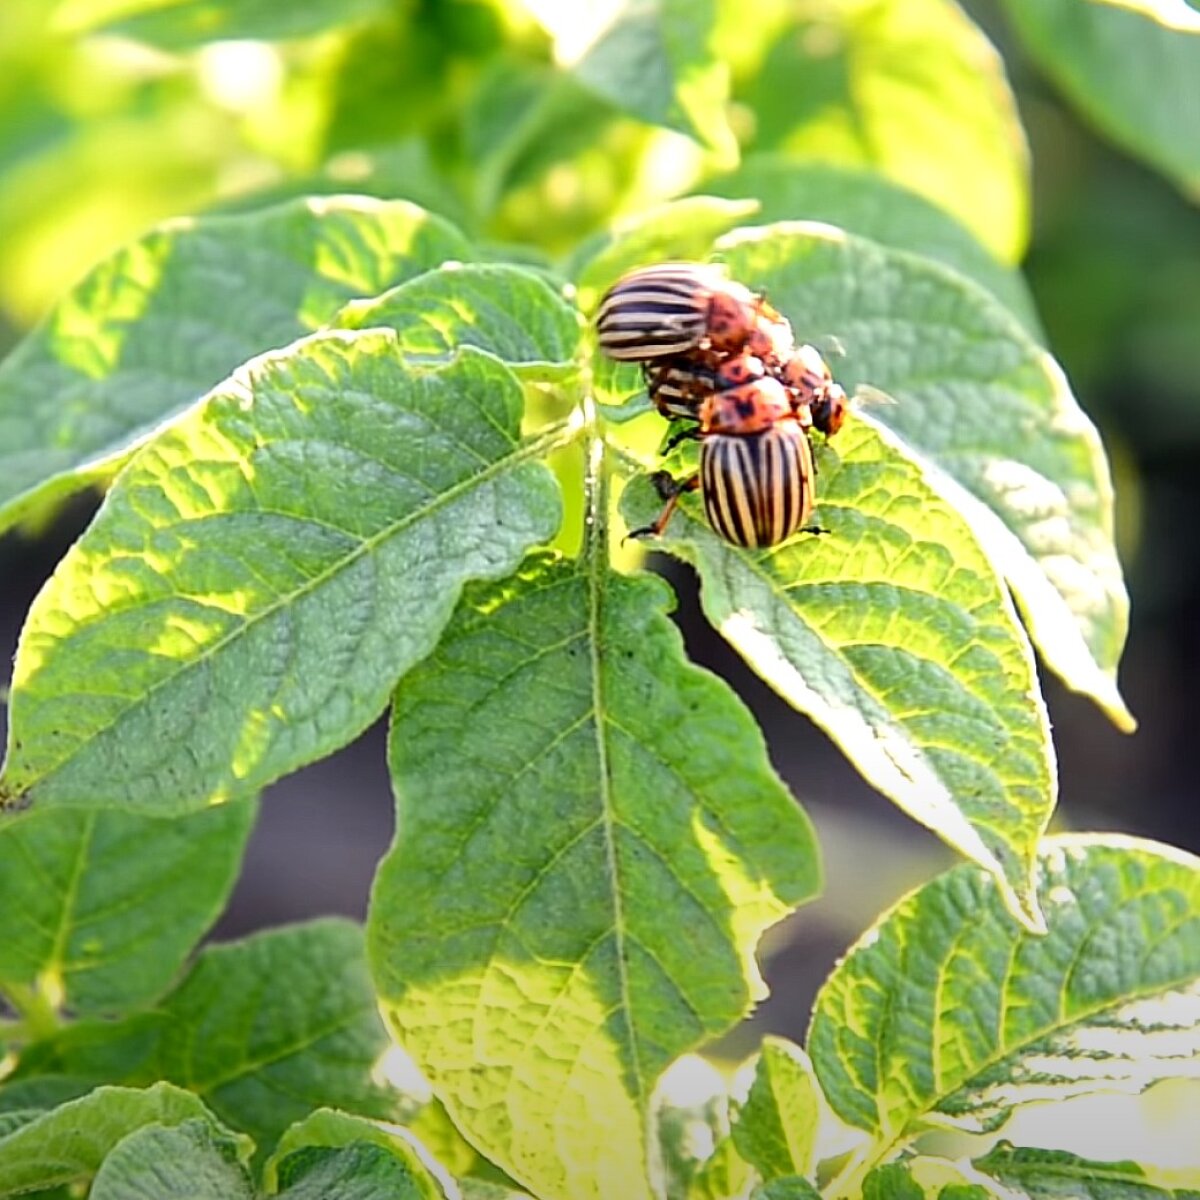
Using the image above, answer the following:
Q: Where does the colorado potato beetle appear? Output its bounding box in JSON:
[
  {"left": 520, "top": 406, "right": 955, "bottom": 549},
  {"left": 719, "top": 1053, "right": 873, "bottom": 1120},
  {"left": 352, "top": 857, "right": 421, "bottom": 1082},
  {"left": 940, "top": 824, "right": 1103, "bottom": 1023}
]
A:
[
  {"left": 596, "top": 262, "right": 784, "bottom": 362},
  {"left": 629, "top": 364, "right": 817, "bottom": 549},
  {"left": 779, "top": 343, "right": 848, "bottom": 437}
]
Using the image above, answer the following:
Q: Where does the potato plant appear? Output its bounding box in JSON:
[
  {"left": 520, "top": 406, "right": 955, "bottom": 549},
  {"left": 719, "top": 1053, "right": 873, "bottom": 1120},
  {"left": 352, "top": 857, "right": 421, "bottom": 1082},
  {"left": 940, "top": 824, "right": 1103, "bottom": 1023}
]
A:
[{"left": 0, "top": 1, "right": 1197, "bottom": 1197}]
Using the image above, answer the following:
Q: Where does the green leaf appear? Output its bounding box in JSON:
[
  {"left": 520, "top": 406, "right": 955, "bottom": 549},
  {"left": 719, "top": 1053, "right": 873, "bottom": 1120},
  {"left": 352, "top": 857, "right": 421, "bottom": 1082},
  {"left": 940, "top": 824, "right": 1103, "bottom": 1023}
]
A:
[
  {"left": 4, "top": 923, "right": 397, "bottom": 1158},
  {"left": 54, "top": 0, "right": 388, "bottom": 47},
  {"left": 974, "top": 1141, "right": 1200, "bottom": 1198},
  {"left": 714, "top": 222, "right": 1132, "bottom": 729},
  {"left": 863, "top": 1158, "right": 1006, "bottom": 1199},
  {"left": 687, "top": 1135, "right": 754, "bottom": 1200},
  {"left": 462, "top": 61, "right": 568, "bottom": 218},
  {"left": 369, "top": 550, "right": 819, "bottom": 1200},
  {"left": 0, "top": 800, "right": 255, "bottom": 1015},
  {"left": 542, "top": 0, "right": 737, "bottom": 163},
  {"left": 275, "top": 1143, "right": 444, "bottom": 1200},
  {"left": 751, "top": 1179, "right": 822, "bottom": 1200},
  {"left": 152, "top": 921, "right": 397, "bottom": 1154},
  {"left": 0, "top": 335, "right": 562, "bottom": 814},
  {"left": 460, "top": 1183, "right": 535, "bottom": 1200},
  {"left": 809, "top": 837, "right": 1200, "bottom": 1191},
  {"left": 336, "top": 263, "right": 584, "bottom": 383},
  {"left": 89, "top": 1119, "right": 255, "bottom": 1200},
  {"left": 731, "top": 1036, "right": 820, "bottom": 1182},
  {"left": 740, "top": 0, "right": 1029, "bottom": 263},
  {"left": 0, "top": 1083, "right": 247, "bottom": 1197},
  {"left": 265, "top": 1109, "right": 452, "bottom": 1198},
  {"left": 700, "top": 160, "right": 1040, "bottom": 333},
  {"left": 1000, "top": 0, "right": 1200, "bottom": 198},
  {"left": 7, "top": 1012, "right": 168, "bottom": 1088},
  {"left": 619, "top": 413, "right": 1053, "bottom": 929},
  {"left": 0, "top": 196, "right": 472, "bottom": 537},
  {"left": 406, "top": 1097, "right": 520, "bottom": 1187}
]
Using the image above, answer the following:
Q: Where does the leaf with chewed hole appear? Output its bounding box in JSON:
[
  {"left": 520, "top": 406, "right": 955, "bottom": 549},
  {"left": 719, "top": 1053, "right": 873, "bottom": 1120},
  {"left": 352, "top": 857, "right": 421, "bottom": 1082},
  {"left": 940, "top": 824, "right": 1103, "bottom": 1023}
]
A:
[
  {"left": 369, "top": 551, "right": 818, "bottom": 1200},
  {"left": 715, "top": 222, "right": 1132, "bottom": 730},
  {"left": 619, "top": 413, "right": 1054, "bottom": 929},
  {"left": 809, "top": 837, "right": 1200, "bottom": 1197},
  {"left": 0, "top": 335, "right": 562, "bottom": 814},
  {"left": 0, "top": 196, "right": 472, "bottom": 537}
]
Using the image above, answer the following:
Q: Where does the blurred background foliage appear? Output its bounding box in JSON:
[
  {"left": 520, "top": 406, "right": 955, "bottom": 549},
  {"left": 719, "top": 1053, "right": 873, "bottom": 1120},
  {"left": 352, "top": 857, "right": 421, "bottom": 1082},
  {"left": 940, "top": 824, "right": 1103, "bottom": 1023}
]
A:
[{"left": 1, "top": 0, "right": 1199, "bottom": 1075}]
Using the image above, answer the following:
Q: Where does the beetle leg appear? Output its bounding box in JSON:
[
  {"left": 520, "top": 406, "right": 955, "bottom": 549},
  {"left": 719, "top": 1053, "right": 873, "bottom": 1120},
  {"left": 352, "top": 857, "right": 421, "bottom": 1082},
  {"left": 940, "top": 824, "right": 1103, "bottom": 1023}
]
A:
[
  {"left": 625, "top": 472, "right": 700, "bottom": 542},
  {"left": 660, "top": 424, "right": 701, "bottom": 455}
]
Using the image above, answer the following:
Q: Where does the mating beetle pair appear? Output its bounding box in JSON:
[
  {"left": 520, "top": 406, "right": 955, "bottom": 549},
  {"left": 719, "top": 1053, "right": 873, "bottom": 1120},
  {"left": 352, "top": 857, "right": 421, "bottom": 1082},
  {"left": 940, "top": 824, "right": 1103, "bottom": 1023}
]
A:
[{"left": 595, "top": 262, "right": 847, "bottom": 548}]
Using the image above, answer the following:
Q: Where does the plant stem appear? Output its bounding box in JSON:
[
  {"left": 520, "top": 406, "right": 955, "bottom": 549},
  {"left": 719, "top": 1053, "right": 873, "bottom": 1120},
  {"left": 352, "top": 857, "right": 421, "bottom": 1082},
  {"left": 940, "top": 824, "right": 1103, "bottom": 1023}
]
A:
[
  {"left": 3, "top": 982, "right": 60, "bottom": 1043},
  {"left": 581, "top": 396, "right": 609, "bottom": 568}
]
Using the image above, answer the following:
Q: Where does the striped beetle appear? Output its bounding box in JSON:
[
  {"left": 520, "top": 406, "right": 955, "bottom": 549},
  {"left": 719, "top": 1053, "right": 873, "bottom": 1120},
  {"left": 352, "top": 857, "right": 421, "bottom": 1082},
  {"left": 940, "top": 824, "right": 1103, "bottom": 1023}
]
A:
[
  {"left": 645, "top": 342, "right": 846, "bottom": 438},
  {"left": 596, "top": 262, "right": 792, "bottom": 362},
  {"left": 628, "top": 354, "right": 818, "bottom": 549}
]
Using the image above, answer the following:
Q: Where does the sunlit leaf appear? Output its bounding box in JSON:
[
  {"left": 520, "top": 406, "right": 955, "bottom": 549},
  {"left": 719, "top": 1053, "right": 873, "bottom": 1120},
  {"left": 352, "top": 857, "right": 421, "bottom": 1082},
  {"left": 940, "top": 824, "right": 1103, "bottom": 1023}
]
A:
[
  {"left": 537, "top": 0, "right": 737, "bottom": 163},
  {"left": 0, "top": 196, "right": 473, "bottom": 537},
  {"left": 863, "top": 1157, "right": 1007, "bottom": 1199},
  {"left": 0, "top": 800, "right": 255, "bottom": 1015},
  {"left": 54, "top": 0, "right": 388, "bottom": 47},
  {"left": 369, "top": 550, "right": 819, "bottom": 1200},
  {"left": 650, "top": 1055, "right": 737, "bottom": 1199},
  {"left": 336, "top": 262, "right": 583, "bottom": 382},
  {"left": 731, "top": 1036, "right": 821, "bottom": 1182},
  {"left": 701, "top": 159, "right": 1040, "bottom": 333},
  {"left": 687, "top": 1135, "right": 754, "bottom": 1200},
  {"left": 974, "top": 1141, "right": 1200, "bottom": 1198},
  {"left": 809, "top": 837, "right": 1200, "bottom": 1188},
  {"left": 750, "top": 1179, "right": 821, "bottom": 1200},
  {"left": 739, "top": 0, "right": 1029, "bottom": 262},
  {"left": 0, "top": 336, "right": 562, "bottom": 814},
  {"left": 715, "top": 222, "right": 1132, "bottom": 729},
  {"left": 1001, "top": 0, "right": 1200, "bottom": 198},
  {"left": 619, "top": 413, "right": 1054, "bottom": 929}
]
